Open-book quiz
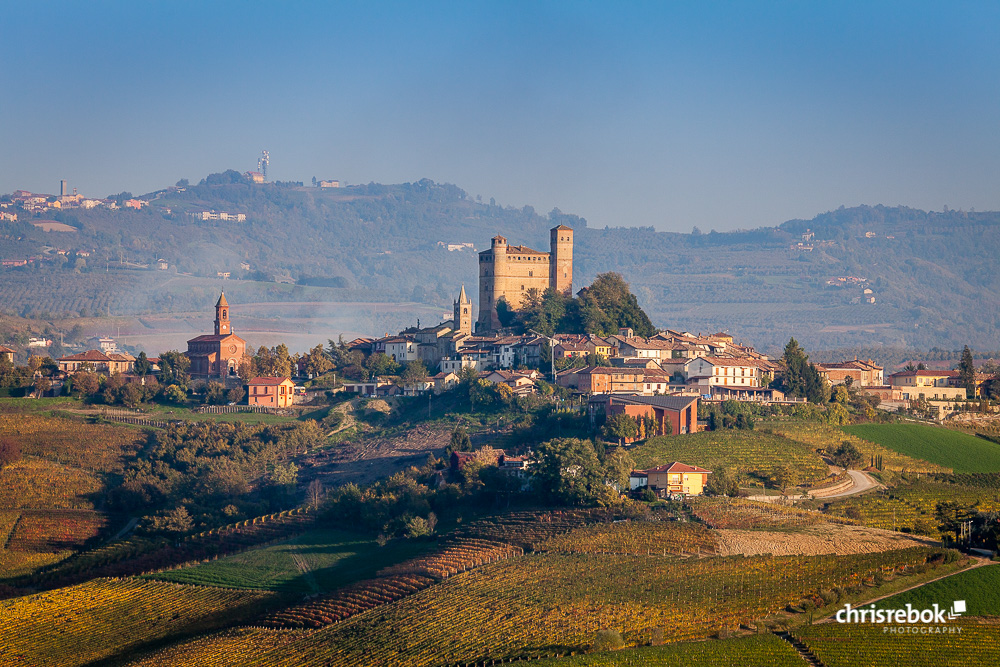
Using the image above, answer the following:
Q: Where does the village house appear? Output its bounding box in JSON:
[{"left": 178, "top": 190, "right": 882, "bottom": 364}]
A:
[
  {"left": 630, "top": 462, "right": 712, "bottom": 497},
  {"left": 247, "top": 377, "right": 295, "bottom": 407},
  {"left": 0, "top": 345, "right": 14, "bottom": 363},
  {"left": 481, "top": 369, "right": 540, "bottom": 395},
  {"left": 889, "top": 369, "right": 967, "bottom": 401},
  {"left": 816, "top": 359, "right": 884, "bottom": 386},
  {"left": 57, "top": 349, "right": 135, "bottom": 374},
  {"left": 684, "top": 357, "right": 769, "bottom": 392}
]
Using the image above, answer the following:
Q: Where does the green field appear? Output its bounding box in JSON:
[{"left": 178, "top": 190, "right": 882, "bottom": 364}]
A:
[
  {"left": 632, "top": 430, "right": 829, "bottom": 485},
  {"left": 875, "top": 564, "right": 1000, "bottom": 616},
  {"left": 843, "top": 423, "right": 1000, "bottom": 473},
  {"left": 534, "top": 634, "right": 803, "bottom": 666},
  {"left": 148, "top": 529, "right": 432, "bottom": 593}
]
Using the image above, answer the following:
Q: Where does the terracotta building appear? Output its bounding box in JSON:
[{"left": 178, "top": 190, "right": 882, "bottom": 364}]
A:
[
  {"left": 186, "top": 293, "right": 247, "bottom": 379},
  {"left": 247, "top": 376, "right": 294, "bottom": 408},
  {"left": 589, "top": 394, "right": 699, "bottom": 438},
  {"left": 477, "top": 225, "right": 573, "bottom": 331}
]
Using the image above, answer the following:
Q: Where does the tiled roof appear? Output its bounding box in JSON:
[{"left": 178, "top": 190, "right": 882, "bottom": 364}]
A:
[{"left": 248, "top": 376, "right": 292, "bottom": 386}]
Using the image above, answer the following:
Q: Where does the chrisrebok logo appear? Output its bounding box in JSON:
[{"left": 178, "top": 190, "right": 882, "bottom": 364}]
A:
[{"left": 835, "top": 601, "right": 966, "bottom": 634}]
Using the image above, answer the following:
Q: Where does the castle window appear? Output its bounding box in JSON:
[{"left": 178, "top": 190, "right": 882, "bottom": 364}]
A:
[
  {"left": 521, "top": 285, "right": 525, "bottom": 290},
  {"left": 529, "top": 271, "right": 533, "bottom": 277}
]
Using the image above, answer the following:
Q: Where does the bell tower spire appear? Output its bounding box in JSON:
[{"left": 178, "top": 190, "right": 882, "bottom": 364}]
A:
[{"left": 215, "top": 292, "right": 231, "bottom": 336}]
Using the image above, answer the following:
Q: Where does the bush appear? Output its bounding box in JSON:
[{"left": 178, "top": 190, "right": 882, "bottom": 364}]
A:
[
  {"left": 0, "top": 437, "right": 21, "bottom": 467},
  {"left": 591, "top": 628, "right": 625, "bottom": 652}
]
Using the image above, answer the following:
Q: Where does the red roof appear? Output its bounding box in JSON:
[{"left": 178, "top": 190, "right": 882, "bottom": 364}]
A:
[
  {"left": 248, "top": 376, "right": 292, "bottom": 386},
  {"left": 58, "top": 349, "right": 112, "bottom": 362},
  {"left": 187, "top": 333, "right": 243, "bottom": 343},
  {"left": 890, "top": 369, "right": 959, "bottom": 378}
]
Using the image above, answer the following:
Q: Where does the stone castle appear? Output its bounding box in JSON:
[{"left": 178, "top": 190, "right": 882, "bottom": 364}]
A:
[{"left": 477, "top": 225, "right": 574, "bottom": 331}]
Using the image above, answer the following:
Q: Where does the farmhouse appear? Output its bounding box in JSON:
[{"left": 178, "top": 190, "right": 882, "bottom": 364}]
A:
[
  {"left": 630, "top": 462, "right": 712, "bottom": 497},
  {"left": 57, "top": 349, "right": 135, "bottom": 374},
  {"left": 0, "top": 345, "right": 13, "bottom": 363},
  {"left": 247, "top": 377, "right": 295, "bottom": 408}
]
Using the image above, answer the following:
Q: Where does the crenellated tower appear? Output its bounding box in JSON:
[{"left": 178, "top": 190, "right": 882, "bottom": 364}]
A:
[{"left": 549, "top": 225, "right": 573, "bottom": 295}]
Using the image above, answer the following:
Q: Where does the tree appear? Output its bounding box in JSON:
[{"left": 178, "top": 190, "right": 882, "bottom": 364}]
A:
[
  {"left": 603, "top": 448, "right": 636, "bottom": 490},
  {"left": 303, "top": 344, "right": 333, "bottom": 377},
  {"left": 959, "top": 345, "right": 976, "bottom": 398},
  {"left": 772, "top": 465, "right": 798, "bottom": 496},
  {"left": 531, "top": 438, "right": 605, "bottom": 505},
  {"left": 705, "top": 468, "right": 740, "bottom": 497},
  {"left": 935, "top": 500, "right": 977, "bottom": 544},
  {"left": 401, "top": 359, "right": 429, "bottom": 386},
  {"left": 449, "top": 426, "right": 472, "bottom": 452},
  {"left": 32, "top": 376, "right": 52, "bottom": 398},
  {"left": 158, "top": 351, "right": 190, "bottom": 385},
  {"left": 781, "top": 338, "right": 828, "bottom": 403},
  {"left": 204, "top": 381, "right": 226, "bottom": 405},
  {"left": 226, "top": 386, "right": 246, "bottom": 404},
  {"left": 134, "top": 351, "right": 152, "bottom": 377},
  {"left": 602, "top": 413, "right": 639, "bottom": 445},
  {"left": 120, "top": 383, "right": 144, "bottom": 408},
  {"left": 830, "top": 441, "right": 863, "bottom": 469}
]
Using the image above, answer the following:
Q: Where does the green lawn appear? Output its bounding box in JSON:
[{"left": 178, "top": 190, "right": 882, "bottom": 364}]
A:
[
  {"left": 875, "top": 564, "right": 1000, "bottom": 616},
  {"left": 631, "top": 430, "right": 829, "bottom": 485},
  {"left": 147, "top": 529, "right": 433, "bottom": 593},
  {"left": 843, "top": 423, "right": 1000, "bottom": 473}
]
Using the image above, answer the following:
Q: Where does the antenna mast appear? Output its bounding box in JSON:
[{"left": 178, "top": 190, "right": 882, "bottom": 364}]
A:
[{"left": 258, "top": 150, "right": 269, "bottom": 181}]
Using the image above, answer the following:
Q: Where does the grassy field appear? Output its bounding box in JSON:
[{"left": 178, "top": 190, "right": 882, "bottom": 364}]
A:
[
  {"left": 632, "top": 430, "right": 829, "bottom": 486},
  {"left": 843, "top": 423, "right": 1000, "bottom": 473},
  {"left": 532, "top": 634, "right": 804, "bottom": 666},
  {"left": 875, "top": 564, "right": 1000, "bottom": 616},
  {"left": 149, "top": 529, "right": 433, "bottom": 594}
]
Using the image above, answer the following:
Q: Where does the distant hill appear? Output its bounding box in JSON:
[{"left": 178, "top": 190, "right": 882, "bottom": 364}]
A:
[{"left": 2, "top": 174, "right": 999, "bottom": 355}]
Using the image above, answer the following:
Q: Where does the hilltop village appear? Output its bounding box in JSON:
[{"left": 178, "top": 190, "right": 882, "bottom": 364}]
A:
[{"left": 3, "top": 228, "right": 1000, "bottom": 666}]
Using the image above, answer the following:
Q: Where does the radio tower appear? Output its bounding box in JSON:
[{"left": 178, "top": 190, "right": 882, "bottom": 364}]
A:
[{"left": 258, "top": 150, "right": 269, "bottom": 182}]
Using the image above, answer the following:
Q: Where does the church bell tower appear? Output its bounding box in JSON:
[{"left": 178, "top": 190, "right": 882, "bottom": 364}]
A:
[
  {"left": 215, "top": 292, "right": 231, "bottom": 336},
  {"left": 453, "top": 285, "right": 472, "bottom": 335}
]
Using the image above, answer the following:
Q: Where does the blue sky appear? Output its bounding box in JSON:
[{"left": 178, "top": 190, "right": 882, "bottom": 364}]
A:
[{"left": 1, "top": 1, "right": 998, "bottom": 231}]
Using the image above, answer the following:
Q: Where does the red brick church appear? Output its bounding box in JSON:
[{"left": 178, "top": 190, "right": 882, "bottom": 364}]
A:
[{"left": 186, "top": 293, "right": 247, "bottom": 379}]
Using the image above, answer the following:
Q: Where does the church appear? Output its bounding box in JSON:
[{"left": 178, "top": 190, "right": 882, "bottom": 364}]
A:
[{"left": 186, "top": 293, "right": 248, "bottom": 379}]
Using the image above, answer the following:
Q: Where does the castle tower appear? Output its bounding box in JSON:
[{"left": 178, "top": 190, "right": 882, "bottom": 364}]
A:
[
  {"left": 214, "top": 292, "right": 231, "bottom": 336},
  {"left": 478, "top": 235, "right": 508, "bottom": 331},
  {"left": 549, "top": 225, "right": 573, "bottom": 295},
  {"left": 453, "top": 285, "right": 472, "bottom": 335}
]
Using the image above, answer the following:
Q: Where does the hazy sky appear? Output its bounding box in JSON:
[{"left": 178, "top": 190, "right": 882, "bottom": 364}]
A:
[{"left": 2, "top": 1, "right": 998, "bottom": 231}]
